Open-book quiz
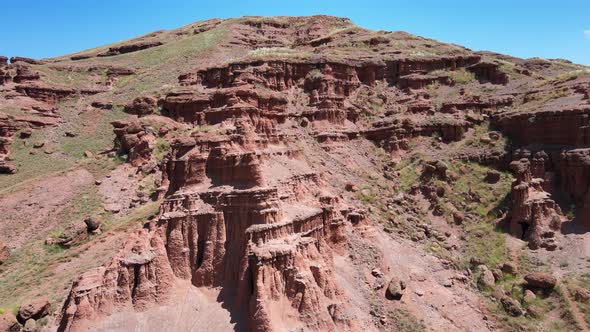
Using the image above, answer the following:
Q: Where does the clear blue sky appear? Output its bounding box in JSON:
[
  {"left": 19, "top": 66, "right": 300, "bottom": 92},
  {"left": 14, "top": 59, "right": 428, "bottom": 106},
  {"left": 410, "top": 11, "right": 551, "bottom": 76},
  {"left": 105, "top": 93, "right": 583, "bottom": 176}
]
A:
[{"left": 2, "top": 0, "right": 589, "bottom": 65}]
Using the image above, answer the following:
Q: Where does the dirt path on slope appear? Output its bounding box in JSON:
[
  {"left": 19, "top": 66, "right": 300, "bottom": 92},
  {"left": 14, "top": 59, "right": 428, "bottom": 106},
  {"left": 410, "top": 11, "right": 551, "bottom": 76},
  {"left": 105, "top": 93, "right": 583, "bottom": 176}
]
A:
[{"left": 560, "top": 284, "right": 590, "bottom": 332}]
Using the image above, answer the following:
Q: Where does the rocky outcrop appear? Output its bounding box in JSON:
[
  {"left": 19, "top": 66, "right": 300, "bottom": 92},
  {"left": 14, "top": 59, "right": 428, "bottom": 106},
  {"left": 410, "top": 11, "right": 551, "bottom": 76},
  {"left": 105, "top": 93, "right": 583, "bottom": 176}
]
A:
[
  {"left": 13, "top": 65, "right": 41, "bottom": 83},
  {"left": 493, "top": 106, "right": 590, "bottom": 146},
  {"left": 163, "top": 86, "right": 288, "bottom": 126},
  {"left": 524, "top": 272, "right": 557, "bottom": 290},
  {"left": 61, "top": 90, "right": 354, "bottom": 331},
  {"left": 397, "top": 73, "right": 452, "bottom": 89},
  {"left": 500, "top": 296, "right": 524, "bottom": 316},
  {"left": 9, "top": 56, "right": 42, "bottom": 65},
  {"left": 17, "top": 297, "right": 51, "bottom": 323},
  {"left": 0, "top": 114, "right": 18, "bottom": 174},
  {"left": 440, "top": 95, "right": 513, "bottom": 114},
  {"left": 60, "top": 180, "right": 349, "bottom": 331},
  {"left": 15, "top": 83, "right": 78, "bottom": 104},
  {"left": 111, "top": 120, "right": 156, "bottom": 167},
  {"left": 467, "top": 61, "right": 509, "bottom": 85},
  {"left": 57, "top": 229, "right": 175, "bottom": 332},
  {"left": 97, "top": 41, "right": 163, "bottom": 57},
  {"left": 558, "top": 149, "right": 590, "bottom": 223},
  {"left": 184, "top": 56, "right": 481, "bottom": 89},
  {"left": 508, "top": 159, "right": 562, "bottom": 250},
  {"left": 364, "top": 116, "right": 469, "bottom": 149},
  {"left": 123, "top": 95, "right": 158, "bottom": 116}
]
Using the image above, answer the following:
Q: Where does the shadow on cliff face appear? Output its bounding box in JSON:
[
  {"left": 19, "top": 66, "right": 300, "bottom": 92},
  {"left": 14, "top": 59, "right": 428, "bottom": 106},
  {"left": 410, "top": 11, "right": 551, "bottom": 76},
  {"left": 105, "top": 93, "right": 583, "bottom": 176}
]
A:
[
  {"left": 554, "top": 190, "right": 588, "bottom": 235},
  {"left": 492, "top": 192, "right": 512, "bottom": 229},
  {"left": 217, "top": 287, "right": 249, "bottom": 332},
  {"left": 560, "top": 218, "right": 588, "bottom": 235}
]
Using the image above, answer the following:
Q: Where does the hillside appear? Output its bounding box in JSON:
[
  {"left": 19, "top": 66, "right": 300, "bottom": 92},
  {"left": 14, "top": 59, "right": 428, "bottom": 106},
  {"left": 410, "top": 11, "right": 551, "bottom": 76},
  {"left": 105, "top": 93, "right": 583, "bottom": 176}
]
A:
[{"left": 1, "top": 15, "right": 590, "bottom": 332}]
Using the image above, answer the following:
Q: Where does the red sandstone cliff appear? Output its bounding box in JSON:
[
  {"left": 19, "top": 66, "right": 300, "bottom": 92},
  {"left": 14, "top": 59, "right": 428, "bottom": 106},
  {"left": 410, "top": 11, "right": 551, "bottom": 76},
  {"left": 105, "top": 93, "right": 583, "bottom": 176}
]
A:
[{"left": 1, "top": 15, "right": 589, "bottom": 332}]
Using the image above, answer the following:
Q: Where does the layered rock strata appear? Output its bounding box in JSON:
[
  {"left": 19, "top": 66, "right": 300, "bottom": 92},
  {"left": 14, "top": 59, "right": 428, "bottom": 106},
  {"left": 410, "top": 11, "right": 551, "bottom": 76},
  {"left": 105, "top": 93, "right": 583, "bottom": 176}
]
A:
[{"left": 508, "top": 159, "right": 563, "bottom": 250}]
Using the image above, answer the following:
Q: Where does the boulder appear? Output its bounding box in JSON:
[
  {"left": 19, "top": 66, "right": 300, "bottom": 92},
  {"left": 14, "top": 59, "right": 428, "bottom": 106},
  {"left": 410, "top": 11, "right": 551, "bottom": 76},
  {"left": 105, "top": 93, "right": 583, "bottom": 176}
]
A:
[
  {"left": 523, "top": 289, "right": 536, "bottom": 303},
  {"left": 385, "top": 277, "right": 406, "bottom": 300},
  {"left": 0, "top": 312, "right": 20, "bottom": 332},
  {"left": 23, "top": 319, "right": 36, "bottom": 332},
  {"left": 83, "top": 216, "right": 101, "bottom": 233},
  {"left": 0, "top": 241, "right": 9, "bottom": 264},
  {"left": 492, "top": 268, "right": 503, "bottom": 282},
  {"left": 500, "top": 296, "right": 524, "bottom": 317},
  {"left": 491, "top": 288, "right": 505, "bottom": 300},
  {"left": 524, "top": 273, "right": 556, "bottom": 290},
  {"left": 477, "top": 265, "right": 495, "bottom": 290},
  {"left": 484, "top": 170, "right": 501, "bottom": 184},
  {"left": 501, "top": 262, "right": 517, "bottom": 275},
  {"left": 17, "top": 297, "right": 50, "bottom": 323}
]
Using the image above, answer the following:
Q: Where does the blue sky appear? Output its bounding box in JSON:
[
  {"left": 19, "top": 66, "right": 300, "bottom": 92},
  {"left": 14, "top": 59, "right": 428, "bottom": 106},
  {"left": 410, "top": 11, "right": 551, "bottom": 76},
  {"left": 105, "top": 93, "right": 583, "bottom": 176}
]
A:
[{"left": 2, "top": 0, "right": 589, "bottom": 65}]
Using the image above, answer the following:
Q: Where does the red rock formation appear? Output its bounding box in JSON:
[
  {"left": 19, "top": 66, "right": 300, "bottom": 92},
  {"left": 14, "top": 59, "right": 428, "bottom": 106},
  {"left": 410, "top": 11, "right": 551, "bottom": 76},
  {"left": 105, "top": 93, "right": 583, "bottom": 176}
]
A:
[
  {"left": 364, "top": 115, "right": 468, "bottom": 150},
  {"left": 123, "top": 95, "right": 159, "bottom": 116},
  {"left": 57, "top": 229, "right": 175, "bottom": 332},
  {"left": 508, "top": 159, "right": 562, "bottom": 250},
  {"left": 163, "top": 86, "right": 288, "bottom": 125},
  {"left": 111, "top": 120, "right": 156, "bottom": 167},
  {"left": 467, "top": 61, "right": 509, "bottom": 85},
  {"left": 9, "top": 56, "right": 42, "bottom": 65},
  {"left": 61, "top": 94, "right": 354, "bottom": 331},
  {"left": 397, "top": 73, "right": 452, "bottom": 89},
  {"left": 185, "top": 56, "right": 481, "bottom": 89},
  {"left": 104, "top": 66, "right": 135, "bottom": 86},
  {"left": 13, "top": 65, "right": 41, "bottom": 83},
  {"left": 15, "top": 83, "right": 77, "bottom": 104},
  {"left": 493, "top": 106, "right": 590, "bottom": 146},
  {"left": 440, "top": 95, "right": 513, "bottom": 114},
  {"left": 558, "top": 149, "right": 590, "bottom": 224},
  {"left": 0, "top": 114, "right": 18, "bottom": 174},
  {"left": 97, "top": 41, "right": 163, "bottom": 57},
  {"left": 17, "top": 297, "right": 51, "bottom": 323},
  {"left": 48, "top": 17, "right": 590, "bottom": 331}
]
